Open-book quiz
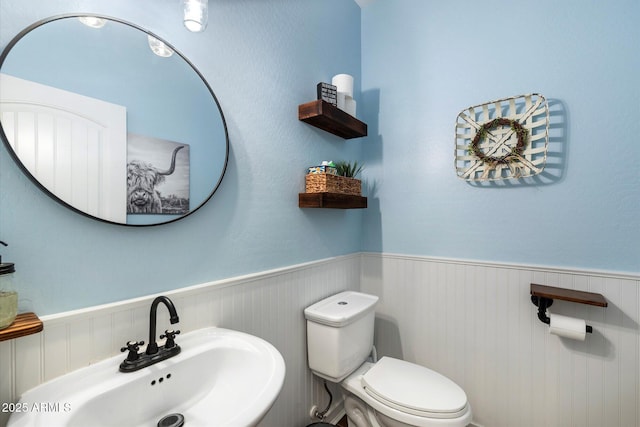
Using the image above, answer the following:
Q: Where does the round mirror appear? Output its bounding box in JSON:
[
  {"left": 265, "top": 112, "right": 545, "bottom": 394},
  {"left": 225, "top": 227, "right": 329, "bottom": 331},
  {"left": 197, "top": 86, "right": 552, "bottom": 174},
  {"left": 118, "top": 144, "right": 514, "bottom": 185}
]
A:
[{"left": 0, "top": 15, "right": 228, "bottom": 226}]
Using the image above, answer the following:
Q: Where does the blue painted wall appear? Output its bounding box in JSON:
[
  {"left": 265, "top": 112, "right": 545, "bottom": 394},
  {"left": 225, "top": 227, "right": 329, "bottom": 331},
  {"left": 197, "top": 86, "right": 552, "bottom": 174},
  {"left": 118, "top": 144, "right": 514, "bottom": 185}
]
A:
[
  {"left": 0, "top": 0, "right": 363, "bottom": 315},
  {"left": 1, "top": 0, "right": 638, "bottom": 317},
  {"left": 360, "top": 0, "right": 639, "bottom": 273}
]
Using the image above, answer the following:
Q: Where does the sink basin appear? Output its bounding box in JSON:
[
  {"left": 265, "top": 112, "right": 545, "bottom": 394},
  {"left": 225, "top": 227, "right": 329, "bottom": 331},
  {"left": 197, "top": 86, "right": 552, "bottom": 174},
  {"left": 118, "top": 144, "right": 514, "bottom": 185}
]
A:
[{"left": 8, "top": 327, "right": 285, "bottom": 427}]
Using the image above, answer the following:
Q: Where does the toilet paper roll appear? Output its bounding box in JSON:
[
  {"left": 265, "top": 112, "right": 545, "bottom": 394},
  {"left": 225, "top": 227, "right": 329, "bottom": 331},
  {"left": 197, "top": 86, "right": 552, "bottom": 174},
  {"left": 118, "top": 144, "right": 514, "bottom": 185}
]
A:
[
  {"left": 549, "top": 313, "right": 587, "bottom": 341},
  {"left": 344, "top": 96, "right": 356, "bottom": 117},
  {"left": 336, "top": 92, "right": 346, "bottom": 111},
  {"left": 332, "top": 74, "right": 354, "bottom": 97}
]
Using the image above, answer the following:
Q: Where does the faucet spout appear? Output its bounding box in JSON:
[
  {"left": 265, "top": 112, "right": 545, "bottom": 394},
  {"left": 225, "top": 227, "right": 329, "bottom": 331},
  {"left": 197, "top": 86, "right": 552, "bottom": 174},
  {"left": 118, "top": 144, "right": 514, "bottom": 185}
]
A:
[
  {"left": 119, "top": 295, "right": 181, "bottom": 372},
  {"left": 146, "top": 296, "right": 179, "bottom": 355}
]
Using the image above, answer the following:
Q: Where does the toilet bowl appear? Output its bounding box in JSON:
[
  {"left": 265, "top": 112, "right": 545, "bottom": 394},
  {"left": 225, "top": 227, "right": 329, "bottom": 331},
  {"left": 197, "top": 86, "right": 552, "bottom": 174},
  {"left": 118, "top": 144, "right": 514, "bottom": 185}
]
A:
[
  {"left": 305, "top": 291, "right": 472, "bottom": 427},
  {"left": 342, "top": 360, "right": 471, "bottom": 427}
]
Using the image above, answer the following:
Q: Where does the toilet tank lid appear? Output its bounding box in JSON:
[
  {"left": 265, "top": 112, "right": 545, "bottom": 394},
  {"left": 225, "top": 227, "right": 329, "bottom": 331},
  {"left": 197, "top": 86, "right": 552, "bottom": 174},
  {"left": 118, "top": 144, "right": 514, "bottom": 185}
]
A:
[{"left": 304, "top": 291, "right": 378, "bottom": 327}]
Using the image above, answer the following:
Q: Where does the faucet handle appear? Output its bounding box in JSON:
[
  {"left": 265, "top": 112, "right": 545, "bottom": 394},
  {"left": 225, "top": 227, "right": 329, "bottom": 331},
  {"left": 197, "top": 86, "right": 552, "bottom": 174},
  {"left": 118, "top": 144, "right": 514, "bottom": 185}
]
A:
[
  {"left": 161, "top": 329, "right": 180, "bottom": 349},
  {"left": 120, "top": 340, "right": 144, "bottom": 361}
]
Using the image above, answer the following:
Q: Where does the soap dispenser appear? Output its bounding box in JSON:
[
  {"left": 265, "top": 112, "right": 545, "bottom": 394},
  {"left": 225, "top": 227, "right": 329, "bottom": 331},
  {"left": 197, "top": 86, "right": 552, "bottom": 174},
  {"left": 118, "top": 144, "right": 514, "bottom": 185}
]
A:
[{"left": 0, "top": 241, "right": 17, "bottom": 330}]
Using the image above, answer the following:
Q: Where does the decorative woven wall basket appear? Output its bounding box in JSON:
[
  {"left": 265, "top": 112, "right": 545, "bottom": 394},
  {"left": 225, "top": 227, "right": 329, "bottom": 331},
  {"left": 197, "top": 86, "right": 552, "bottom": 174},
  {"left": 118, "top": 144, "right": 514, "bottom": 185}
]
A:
[
  {"left": 305, "top": 173, "right": 361, "bottom": 195},
  {"left": 454, "top": 93, "right": 549, "bottom": 181}
]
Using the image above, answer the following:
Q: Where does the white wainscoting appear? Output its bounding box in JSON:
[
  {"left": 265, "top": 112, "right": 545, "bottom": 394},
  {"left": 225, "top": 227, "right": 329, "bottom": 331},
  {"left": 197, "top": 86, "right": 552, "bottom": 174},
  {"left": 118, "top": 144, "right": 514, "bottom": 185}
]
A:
[
  {"left": 0, "top": 254, "right": 360, "bottom": 427},
  {"left": 361, "top": 253, "right": 640, "bottom": 427},
  {"left": 3, "top": 253, "right": 638, "bottom": 427}
]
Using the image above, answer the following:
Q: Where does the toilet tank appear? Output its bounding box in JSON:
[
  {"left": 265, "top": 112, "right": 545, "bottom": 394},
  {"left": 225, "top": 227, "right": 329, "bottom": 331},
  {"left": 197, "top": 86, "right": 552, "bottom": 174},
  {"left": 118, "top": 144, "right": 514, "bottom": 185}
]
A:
[{"left": 304, "top": 291, "right": 379, "bottom": 382}]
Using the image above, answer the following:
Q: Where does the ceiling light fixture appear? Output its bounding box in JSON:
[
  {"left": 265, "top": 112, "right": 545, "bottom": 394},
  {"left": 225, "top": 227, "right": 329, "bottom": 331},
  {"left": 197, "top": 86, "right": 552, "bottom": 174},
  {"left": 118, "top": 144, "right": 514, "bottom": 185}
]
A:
[
  {"left": 183, "top": 0, "right": 208, "bottom": 32},
  {"left": 78, "top": 16, "right": 107, "bottom": 29},
  {"left": 147, "top": 35, "right": 174, "bottom": 58}
]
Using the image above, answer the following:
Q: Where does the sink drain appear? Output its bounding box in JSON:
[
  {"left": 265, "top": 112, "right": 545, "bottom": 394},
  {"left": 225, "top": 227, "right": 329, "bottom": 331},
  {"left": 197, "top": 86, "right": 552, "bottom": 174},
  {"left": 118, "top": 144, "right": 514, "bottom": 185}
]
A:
[{"left": 158, "top": 413, "right": 185, "bottom": 427}]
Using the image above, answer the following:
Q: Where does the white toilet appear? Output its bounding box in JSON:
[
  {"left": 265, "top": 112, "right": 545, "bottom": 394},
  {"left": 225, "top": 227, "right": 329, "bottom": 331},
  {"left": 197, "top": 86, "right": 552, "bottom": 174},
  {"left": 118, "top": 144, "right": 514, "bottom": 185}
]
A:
[{"left": 305, "top": 291, "right": 472, "bottom": 427}]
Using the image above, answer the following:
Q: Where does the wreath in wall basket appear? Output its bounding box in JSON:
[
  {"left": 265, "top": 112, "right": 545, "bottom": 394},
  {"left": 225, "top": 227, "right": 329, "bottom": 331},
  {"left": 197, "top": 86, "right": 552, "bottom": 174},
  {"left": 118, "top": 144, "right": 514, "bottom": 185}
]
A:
[{"left": 454, "top": 94, "right": 549, "bottom": 181}]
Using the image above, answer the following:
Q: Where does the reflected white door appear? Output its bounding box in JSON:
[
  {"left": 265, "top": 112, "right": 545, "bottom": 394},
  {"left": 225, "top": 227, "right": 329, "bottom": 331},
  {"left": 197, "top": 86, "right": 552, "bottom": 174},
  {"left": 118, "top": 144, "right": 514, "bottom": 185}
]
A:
[{"left": 0, "top": 73, "right": 127, "bottom": 223}]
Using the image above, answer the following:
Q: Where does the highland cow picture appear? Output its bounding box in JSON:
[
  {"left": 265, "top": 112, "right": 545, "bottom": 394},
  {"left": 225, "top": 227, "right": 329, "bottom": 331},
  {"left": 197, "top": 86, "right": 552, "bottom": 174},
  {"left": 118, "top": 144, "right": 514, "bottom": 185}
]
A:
[{"left": 126, "top": 134, "right": 190, "bottom": 215}]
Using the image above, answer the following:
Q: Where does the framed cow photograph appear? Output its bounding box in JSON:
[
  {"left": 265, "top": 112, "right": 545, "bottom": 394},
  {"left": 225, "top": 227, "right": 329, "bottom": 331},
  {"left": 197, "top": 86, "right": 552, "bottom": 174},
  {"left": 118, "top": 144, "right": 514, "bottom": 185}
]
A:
[{"left": 126, "top": 134, "right": 190, "bottom": 215}]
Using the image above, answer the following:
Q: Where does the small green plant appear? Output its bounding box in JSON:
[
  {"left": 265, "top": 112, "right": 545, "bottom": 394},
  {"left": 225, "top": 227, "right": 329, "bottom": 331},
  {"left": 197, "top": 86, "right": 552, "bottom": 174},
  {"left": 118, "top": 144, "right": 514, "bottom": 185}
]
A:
[{"left": 335, "top": 161, "right": 364, "bottom": 178}]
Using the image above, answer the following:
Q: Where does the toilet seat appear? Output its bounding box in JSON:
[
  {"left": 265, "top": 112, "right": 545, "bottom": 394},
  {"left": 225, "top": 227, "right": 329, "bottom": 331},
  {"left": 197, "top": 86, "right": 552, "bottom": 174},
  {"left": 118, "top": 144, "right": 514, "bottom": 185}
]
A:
[{"left": 361, "top": 357, "right": 468, "bottom": 419}]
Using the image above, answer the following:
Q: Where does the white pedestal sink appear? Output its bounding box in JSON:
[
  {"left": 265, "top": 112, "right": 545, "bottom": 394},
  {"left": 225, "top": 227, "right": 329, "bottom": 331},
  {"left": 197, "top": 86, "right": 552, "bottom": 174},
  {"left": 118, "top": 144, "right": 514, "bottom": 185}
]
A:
[{"left": 8, "top": 327, "right": 286, "bottom": 427}]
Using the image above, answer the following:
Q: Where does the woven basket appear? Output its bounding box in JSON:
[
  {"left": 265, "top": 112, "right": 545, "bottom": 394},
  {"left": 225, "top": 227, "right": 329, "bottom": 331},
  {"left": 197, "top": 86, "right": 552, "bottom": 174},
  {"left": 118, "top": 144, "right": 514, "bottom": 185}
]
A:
[
  {"left": 454, "top": 93, "right": 549, "bottom": 181},
  {"left": 305, "top": 173, "right": 361, "bottom": 195}
]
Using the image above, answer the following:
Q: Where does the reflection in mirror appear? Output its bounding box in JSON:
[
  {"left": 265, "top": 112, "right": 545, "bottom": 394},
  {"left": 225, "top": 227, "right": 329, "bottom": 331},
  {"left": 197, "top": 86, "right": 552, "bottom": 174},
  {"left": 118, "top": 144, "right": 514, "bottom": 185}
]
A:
[{"left": 0, "top": 15, "right": 228, "bottom": 226}]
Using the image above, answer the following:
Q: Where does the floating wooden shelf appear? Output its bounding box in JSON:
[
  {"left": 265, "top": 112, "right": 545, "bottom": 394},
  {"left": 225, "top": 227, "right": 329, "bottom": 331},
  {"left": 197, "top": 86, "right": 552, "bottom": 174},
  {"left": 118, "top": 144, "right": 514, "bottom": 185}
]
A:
[
  {"left": 298, "top": 100, "right": 367, "bottom": 139},
  {"left": 299, "top": 192, "right": 367, "bottom": 209},
  {"left": 0, "top": 312, "right": 43, "bottom": 342},
  {"left": 530, "top": 283, "right": 608, "bottom": 307}
]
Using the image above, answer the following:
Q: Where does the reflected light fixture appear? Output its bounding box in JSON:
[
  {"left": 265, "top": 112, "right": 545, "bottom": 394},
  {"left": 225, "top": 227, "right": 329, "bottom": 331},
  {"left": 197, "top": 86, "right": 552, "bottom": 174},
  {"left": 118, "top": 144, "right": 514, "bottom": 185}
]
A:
[
  {"left": 147, "top": 35, "right": 174, "bottom": 58},
  {"left": 78, "top": 16, "right": 107, "bottom": 29},
  {"left": 183, "top": 0, "right": 208, "bottom": 32}
]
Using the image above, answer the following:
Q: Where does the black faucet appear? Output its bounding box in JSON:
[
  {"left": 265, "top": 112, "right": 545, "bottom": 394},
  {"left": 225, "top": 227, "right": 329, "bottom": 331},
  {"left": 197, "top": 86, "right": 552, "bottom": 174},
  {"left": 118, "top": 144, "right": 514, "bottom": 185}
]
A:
[
  {"left": 119, "top": 296, "right": 181, "bottom": 372},
  {"left": 146, "top": 296, "right": 180, "bottom": 355}
]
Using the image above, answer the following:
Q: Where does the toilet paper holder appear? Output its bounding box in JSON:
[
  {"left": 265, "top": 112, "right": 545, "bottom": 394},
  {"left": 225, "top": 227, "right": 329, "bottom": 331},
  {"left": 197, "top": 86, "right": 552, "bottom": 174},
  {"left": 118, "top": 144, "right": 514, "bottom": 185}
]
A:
[
  {"left": 531, "top": 295, "right": 593, "bottom": 333},
  {"left": 530, "top": 283, "right": 608, "bottom": 334}
]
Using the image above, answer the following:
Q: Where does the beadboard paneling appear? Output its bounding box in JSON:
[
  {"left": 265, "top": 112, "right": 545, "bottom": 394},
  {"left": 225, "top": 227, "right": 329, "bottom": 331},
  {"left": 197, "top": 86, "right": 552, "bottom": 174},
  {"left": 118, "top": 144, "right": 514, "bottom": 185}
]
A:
[
  {"left": 361, "top": 253, "right": 640, "bottom": 427},
  {"left": 0, "top": 254, "right": 360, "bottom": 427},
  {"left": 3, "top": 253, "right": 637, "bottom": 427}
]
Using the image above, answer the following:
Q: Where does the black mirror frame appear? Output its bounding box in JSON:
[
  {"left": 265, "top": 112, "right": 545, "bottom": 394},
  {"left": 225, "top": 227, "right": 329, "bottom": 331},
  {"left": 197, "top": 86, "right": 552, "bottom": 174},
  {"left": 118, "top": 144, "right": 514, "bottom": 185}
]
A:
[{"left": 0, "top": 13, "right": 229, "bottom": 227}]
